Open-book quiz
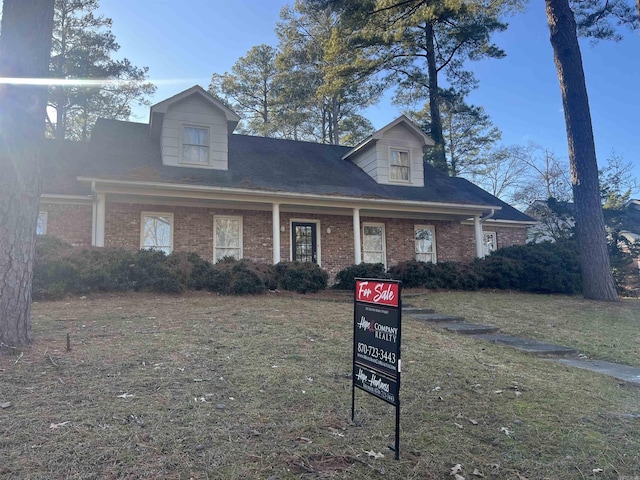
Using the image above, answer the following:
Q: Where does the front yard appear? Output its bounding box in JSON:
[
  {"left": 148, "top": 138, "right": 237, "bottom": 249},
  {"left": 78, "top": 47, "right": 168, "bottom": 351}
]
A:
[{"left": 1, "top": 291, "right": 639, "bottom": 479}]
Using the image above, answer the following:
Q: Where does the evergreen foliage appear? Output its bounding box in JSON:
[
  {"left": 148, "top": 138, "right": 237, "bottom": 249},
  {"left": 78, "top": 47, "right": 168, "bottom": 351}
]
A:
[
  {"left": 313, "top": 0, "right": 521, "bottom": 173},
  {"left": 332, "top": 263, "right": 387, "bottom": 290},
  {"left": 32, "top": 239, "right": 329, "bottom": 298},
  {"left": 275, "top": 261, "right": 329, "bottom": 294},
  {"left": 48, "top": 0, "right": 156, "bottom": 141}
]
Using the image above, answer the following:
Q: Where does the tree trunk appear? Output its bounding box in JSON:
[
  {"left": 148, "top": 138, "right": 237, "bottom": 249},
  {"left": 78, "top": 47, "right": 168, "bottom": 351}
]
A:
[
  {"left": 425, "top": 22, "right": 448, "bottom": 174},
  {"left": 545, "top": 0, "right": 618, "bottom": 301},
  {"left": 0, "top": 0, "right": 55, "bottom": 354}
]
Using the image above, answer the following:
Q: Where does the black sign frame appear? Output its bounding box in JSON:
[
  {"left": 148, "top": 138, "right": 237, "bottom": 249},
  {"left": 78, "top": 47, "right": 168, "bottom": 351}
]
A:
[{"left": 351, "top": 278, "right": 402, "bottom": 460}]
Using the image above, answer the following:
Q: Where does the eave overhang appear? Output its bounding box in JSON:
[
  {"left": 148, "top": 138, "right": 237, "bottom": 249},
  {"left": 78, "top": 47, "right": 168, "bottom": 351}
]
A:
[
  {"left": 40, "top": 194, "right": 93, "bottom": 205},
  {"left": 77, "top": 176, "right": 503, "bottom": 220}
]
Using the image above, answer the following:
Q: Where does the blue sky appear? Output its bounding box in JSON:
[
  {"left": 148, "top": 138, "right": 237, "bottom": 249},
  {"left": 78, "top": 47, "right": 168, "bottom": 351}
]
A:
[{"left": 101, "top": 0, "right": 639, "bottom": 192}]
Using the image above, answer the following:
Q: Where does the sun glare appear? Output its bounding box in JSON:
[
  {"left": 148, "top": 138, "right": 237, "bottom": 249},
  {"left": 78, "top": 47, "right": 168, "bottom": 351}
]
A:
[{"left": 0, "top": 77, "right": 202, "bottom": 86}]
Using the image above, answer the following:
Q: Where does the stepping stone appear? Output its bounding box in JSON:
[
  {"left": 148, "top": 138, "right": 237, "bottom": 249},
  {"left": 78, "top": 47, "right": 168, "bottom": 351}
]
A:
[
  {"left": 436, "top": 322, "right": 500, "bottom": 335},
  {"left": 403, "top": 307, "right": 435, "bottom": 314},
  {"left": 408, "top": 313, "right": 465, "bottom": 323},
  {"left": 556, "top": 358, "right": 640, "bottom": 385},
  {"left": 475, "top": 334, "right": 577, "bottom": 356}
]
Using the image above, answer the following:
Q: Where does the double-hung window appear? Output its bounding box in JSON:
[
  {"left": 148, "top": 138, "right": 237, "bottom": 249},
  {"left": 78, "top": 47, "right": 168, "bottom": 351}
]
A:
[
  {"left": 483, "top": 231, "right": 497, "bottom": 257},
  {"left": 363, "top": 223, "right": 386, "bottom": 266},
  {"left": 182, "top": 126, "right": 209, "bottom": 165},
  {"left": 36, "top": 211, "right": 48, "bottom": 235},
  {"left": 141, "top": 213, "right": 173, "bottom": 254},
  {"left": 214, "top": 216, "right": 242, "bottom": 262},
  {"left": 390, "top": 148, "right": 410, "bottom": 182},
  {"left": 415, "top": 225, "right": 436, "bottom": 263}
]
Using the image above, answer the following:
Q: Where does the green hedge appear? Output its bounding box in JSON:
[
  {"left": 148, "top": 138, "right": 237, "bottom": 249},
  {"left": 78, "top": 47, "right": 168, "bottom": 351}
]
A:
[
  {"left": 335, "top": 241, "right": 583, "bottom": 295},
  {"left": 32, "top": 237, "right": 327, "bottom": 299},
  {"left": 32, "top": 236, "right": 588, "bottom": 298},
  {"left": 484, "top": 240, "right": 582, "bottom": 294},
  {"left": 275, "top": 261, "right": 328, "bottom": 293},
  {"left": 332, "top": 263, "right": 387, "bottom": 290}
]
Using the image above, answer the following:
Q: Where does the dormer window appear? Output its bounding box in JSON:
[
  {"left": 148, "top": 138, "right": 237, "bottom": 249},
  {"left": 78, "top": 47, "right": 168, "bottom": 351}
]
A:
[
  {"left": 182, "top": 126, "right": 209, "bottom": 165},
  {"left": 389, "top": 148, "right": 410, "bottom": 182}
]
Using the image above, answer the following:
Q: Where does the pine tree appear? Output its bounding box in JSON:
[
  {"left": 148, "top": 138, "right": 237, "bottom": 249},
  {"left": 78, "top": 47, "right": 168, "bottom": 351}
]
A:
[
  {"left": 0, "top": 0, "right": 55, "bottom": 353},
  {"left": 407, "top": 93, "right": 502, "bottom": 177},
  {"left": 48, "top": 0, "right": 155, "bottom": 141},
  {"left": 314, "top": 0, "right": 521, "bottom": 172},
  {"left": 545, "top": 0, "right": 618, "bottom": 300}
]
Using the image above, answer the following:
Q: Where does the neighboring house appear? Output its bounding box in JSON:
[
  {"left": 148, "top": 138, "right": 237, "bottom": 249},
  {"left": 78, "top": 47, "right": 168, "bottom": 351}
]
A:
[
  {"left": 618, "top": 199, "right": 640, "bottom": 270},
  {"left": 39, "top": 86, "right": 534, "bottom": 280},
  {"left": 525, "top": 199, "right": 575, "bottom": 243},
  {"left": 526, "top": 197, "right": 640, "bottom": 271}
]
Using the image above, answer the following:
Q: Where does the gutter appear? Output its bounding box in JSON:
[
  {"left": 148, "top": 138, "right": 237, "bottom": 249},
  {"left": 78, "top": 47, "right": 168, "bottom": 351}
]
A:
[
  {"left": 480, "top": 208, "right": 496, "bottom": 223},
  {"left": 76, "top": 176, "right": 503, "bottom": 216}
]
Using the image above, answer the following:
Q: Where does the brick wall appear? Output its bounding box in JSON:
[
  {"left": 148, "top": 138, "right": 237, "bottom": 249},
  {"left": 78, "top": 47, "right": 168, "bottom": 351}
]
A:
[
  {"left": 50, "top": 201, "right": 528, "bottom": 281},
  {"left": 493, "top": 226, "right": 527, "bottom": 249},
  {"left": 279, "top": 213, "right": 355, "bottom": 279},
  {"left": 39, "top": 202, "right": 92, "bottom": 247},
  {"left": 105, "top": 203, "right": 271, "bottom": 262}
]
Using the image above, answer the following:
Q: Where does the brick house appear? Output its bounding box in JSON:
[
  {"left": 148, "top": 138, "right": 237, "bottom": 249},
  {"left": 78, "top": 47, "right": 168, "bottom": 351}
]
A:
[{"left": 38, "top": 86, "right": 534, "bottom": 280}]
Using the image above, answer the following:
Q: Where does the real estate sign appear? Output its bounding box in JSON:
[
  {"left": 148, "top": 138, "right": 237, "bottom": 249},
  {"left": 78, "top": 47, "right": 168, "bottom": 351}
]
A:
[{"left": 351, "top": 278, "right": 402, "bottom": 459}]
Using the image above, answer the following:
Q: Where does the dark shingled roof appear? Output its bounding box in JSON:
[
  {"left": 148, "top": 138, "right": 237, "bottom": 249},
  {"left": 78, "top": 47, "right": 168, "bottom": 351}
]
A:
[{"left": 43, "top": 118, "right": 532, "bottom": 223}]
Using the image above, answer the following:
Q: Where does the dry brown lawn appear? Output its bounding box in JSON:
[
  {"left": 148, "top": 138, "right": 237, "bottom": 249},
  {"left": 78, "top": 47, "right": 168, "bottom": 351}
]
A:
[{"left": 1, "top": 290, "right": 639, "bottom": 479}]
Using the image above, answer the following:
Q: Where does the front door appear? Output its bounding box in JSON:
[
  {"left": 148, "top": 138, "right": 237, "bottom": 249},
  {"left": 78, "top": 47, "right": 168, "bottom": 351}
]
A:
[{"left": 292, "top": 222, "right": 317, "bottom": 263}]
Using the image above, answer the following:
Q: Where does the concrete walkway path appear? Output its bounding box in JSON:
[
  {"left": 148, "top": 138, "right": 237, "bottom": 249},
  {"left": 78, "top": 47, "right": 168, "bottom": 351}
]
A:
[{"left": 404, "top": 306, "right": 640, "bottom": 386}]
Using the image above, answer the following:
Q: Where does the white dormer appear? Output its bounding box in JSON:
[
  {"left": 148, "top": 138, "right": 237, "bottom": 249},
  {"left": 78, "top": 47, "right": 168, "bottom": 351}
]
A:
[
  {"left": 343, "top": 116, "right": 435, "bottom": 187},
  {"left": 149, "top": 85, "right": 241, "bottom": 170}
]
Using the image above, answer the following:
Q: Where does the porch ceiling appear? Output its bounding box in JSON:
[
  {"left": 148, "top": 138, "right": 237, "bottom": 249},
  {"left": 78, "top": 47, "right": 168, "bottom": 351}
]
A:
[{"left": 88, "top": 178, "right": 498, "bottom": 223}]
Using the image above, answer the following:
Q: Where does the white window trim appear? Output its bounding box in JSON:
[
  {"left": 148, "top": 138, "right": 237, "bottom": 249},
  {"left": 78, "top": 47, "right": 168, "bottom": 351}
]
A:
[
  {"left": 415, "top": 224, "right": 437, "bottom": 263},
  {"left": 388, "top": 147, "right": 411, "bottom": 184},
  {"left": 289, "top": 218, "right": 321, "bottom": 265},
  {"left": 213, "top": 215, "right": 243, "bottom": 262},
  {"left": 36, "top": 211, "right": 48, "bottom": 235},
  {"left": 483, "top": 231, "right": 497, "bottom": 257},
  {"left": 140, "top": 212, "right": 174, "bottom": 253},
  {"left": 362, "top": 222, "right": 387, "bottom": 268},
  {"left": 180, "top": 124, "right": 211, "bottom": 166}
]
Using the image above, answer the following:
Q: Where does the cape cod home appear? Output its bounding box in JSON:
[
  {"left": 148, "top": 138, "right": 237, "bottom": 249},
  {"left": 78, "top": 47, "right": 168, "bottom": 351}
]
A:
[{"left": 38, "top": 86, "right": 534, "bottom": 279}]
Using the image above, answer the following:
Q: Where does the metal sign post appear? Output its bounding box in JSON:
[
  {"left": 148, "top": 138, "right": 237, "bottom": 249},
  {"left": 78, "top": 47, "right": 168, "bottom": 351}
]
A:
[{"left": 351, "top": 278, "right": 402, "bottom": 460}]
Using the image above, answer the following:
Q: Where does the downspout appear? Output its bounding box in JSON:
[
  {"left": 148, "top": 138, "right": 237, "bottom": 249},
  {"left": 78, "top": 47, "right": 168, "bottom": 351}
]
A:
[
  {"left": 482, "top": 208, "right": 496, "bottom": 223},
  {"left": 474, "top": 208, "right": 496, "bottom": 258},
  {"left": 91, "top": 181, "right": 96, "bottom": 246},
  {"left": 91, "top": 181, "right": 106, "bottom": 247}
]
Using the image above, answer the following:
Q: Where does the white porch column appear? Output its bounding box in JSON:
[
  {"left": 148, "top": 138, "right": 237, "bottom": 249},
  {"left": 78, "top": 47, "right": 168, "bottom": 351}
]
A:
[
  {"left": 353, "top": 208, "right": 362, "bottom": 264},
  {"left": 474, "top": 215, "right": 484, "bottom": 258},
  {"left": 92, "top": 192, "right": 106, "bottom": 247},
  {"left": 272, "top": 203, "right": 281, "bottom": 264}
]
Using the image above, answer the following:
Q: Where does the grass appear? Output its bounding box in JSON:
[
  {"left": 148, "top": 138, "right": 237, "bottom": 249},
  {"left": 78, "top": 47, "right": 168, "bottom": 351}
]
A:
[
  {"left": 0, "top": 290, "right": 638, "bottom": 479},
  {"left": 420, "top": 290, "right": 640, "bottom": 365}
]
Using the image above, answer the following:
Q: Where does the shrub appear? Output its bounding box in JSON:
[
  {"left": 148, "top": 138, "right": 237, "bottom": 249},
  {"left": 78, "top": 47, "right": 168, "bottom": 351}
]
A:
[
  {"left": 72, "top": 248, "right": 135, "bottom": 292},
  {"left": 33, "top": 237, "right": 75, "bottom": 299},
  {"left": 128, "top": 249, "right": 184, "bottom": 293},
  {"left": 388, "top": 260, "right": 480, "bottom": 290},
  {"left": 275, "top": 261, "right": 328, "bottom": 293},
  {"left": 33, "top": 238, "right": 136, "bottom": 298},
  {"left": 333, "top": 263, "right": 387, "bottom": 290},
  {"left": 438, "top": 262, "right": 481, "bottom": 291},
  {"left": 184, "top": 253, "right": 215, "bottom": 290},
  {"left": 387, "top": 260, "right": 439, "bottom": 289},
  {"left": 199, "top": 258, "right": 272, "bottom": 295},
  {"left": 473, "top": 255, "right": 524, "bottom": 290},
  {"left": 484, "top": 240, "right": 582, "bottom": 294}
]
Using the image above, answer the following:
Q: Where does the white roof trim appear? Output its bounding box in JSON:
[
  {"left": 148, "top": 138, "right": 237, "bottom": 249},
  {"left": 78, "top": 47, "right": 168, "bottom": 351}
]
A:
[
  {"left": 343, "top": 115, "right": 435, "bottom": 160},
  {"left": 150, "top": 85, "right": 240, "bottom": 123},
  {"left": 77, "top": 176, "right": 502, "bottom": 216},
  {"left": 40, "top": 194, "right": 93, "bottom": 205},
  {"left": 462, "top": 218, "right": 536, "bottom": 227}
]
